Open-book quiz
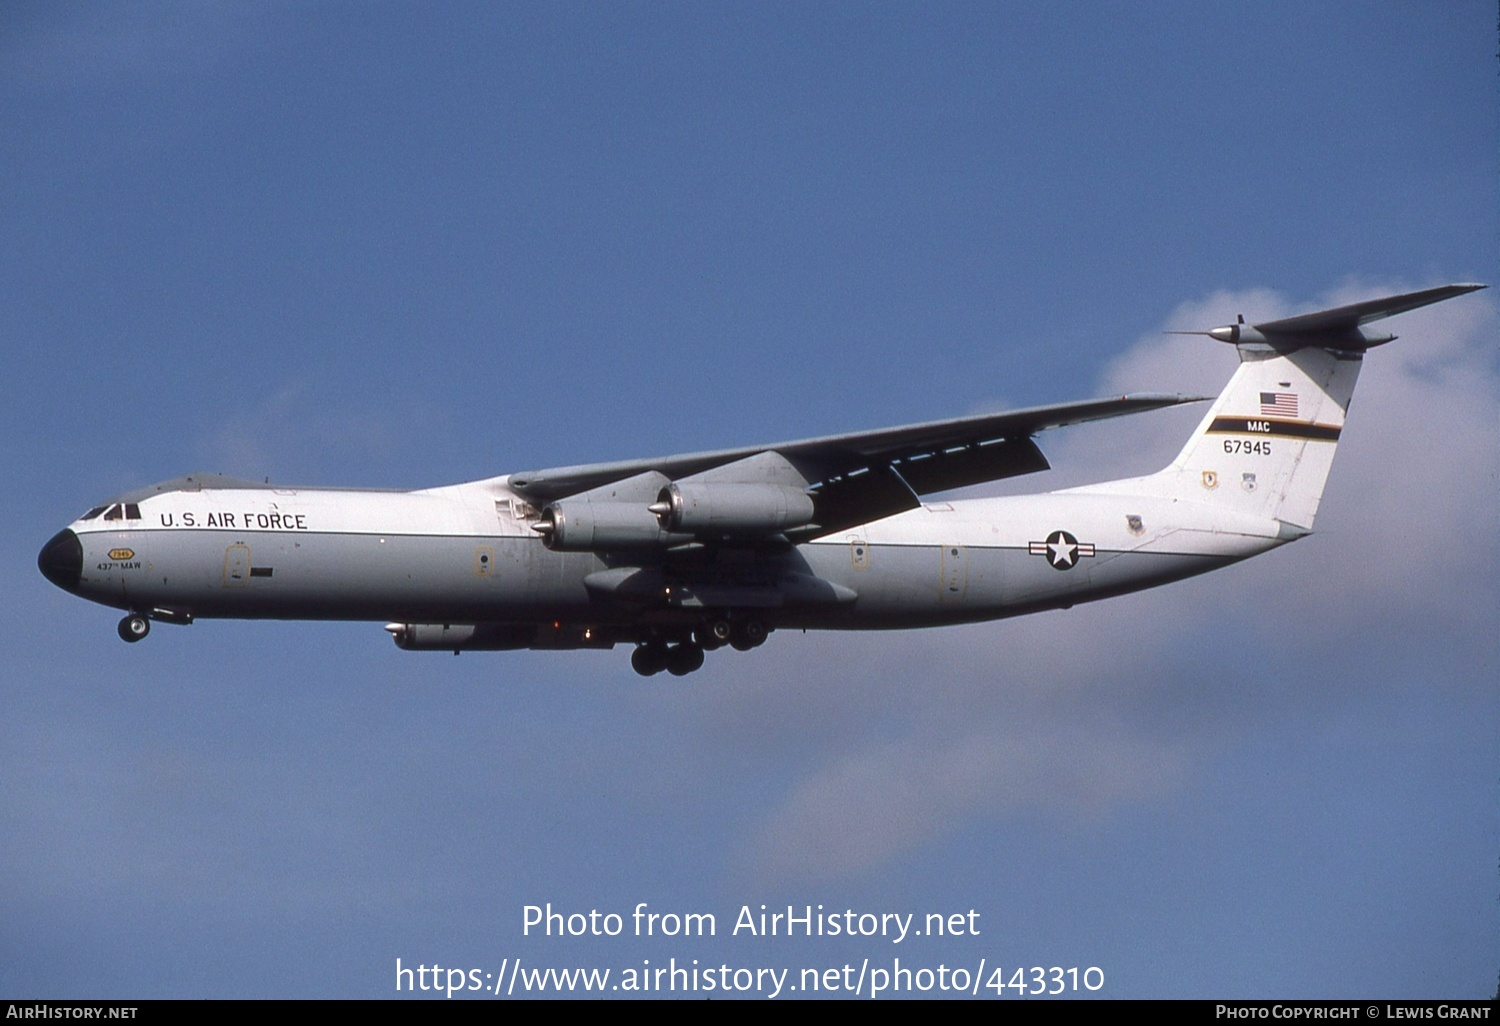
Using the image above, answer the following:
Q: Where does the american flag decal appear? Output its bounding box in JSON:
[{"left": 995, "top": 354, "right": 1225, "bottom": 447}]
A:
[{"left": 1259, "top": 392, "right": 1298, "bottom": 417}]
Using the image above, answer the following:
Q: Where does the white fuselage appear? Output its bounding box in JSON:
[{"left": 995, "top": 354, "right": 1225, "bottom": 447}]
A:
[{"left": 58, "top": 474, "right": 1288, "bottom": 635}]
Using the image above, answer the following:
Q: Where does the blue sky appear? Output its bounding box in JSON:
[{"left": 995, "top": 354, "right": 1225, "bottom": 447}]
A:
[{"left": 2, "top": 2, "right": 1495, "bottom": 999}]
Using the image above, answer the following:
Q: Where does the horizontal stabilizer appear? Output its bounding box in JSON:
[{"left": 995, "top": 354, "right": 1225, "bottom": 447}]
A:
[
  {"left": 1256, "top": 283, "right": 1486, "bottom": 336},
  {"left": 1177, "top": 283, "right": 1486, "bottom": 352}
]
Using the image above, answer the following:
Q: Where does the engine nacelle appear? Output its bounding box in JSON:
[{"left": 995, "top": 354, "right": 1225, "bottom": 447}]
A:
[
  {"left": 532, "top": 499, "right": 686, "bottom": 551},
  {"left": 651, "top": 482, "right": 815, "bottom": 536}
]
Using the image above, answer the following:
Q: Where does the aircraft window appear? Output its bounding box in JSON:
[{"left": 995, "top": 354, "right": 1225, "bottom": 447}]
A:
[
  {"left": 102, "top": 504, "right": 124, "bottom": 520},
  {"left": 125, "top": 503, "right": 141, "bottom": 520},
  {"left": 81, "top": 506, "right": 109, "bottom": 520}
]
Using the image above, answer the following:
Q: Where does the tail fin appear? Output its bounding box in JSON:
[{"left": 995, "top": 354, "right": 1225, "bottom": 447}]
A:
[
  {"left": 1153, "top": 345, "right": 1360, "bottom": 529},
  {"left": 1080, "top": 283, "right": 1485, "bottom": 530}
]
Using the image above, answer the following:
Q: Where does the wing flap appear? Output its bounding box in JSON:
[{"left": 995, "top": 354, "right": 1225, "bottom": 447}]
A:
[
  {"left": 889, "top": 435, "right": 1050, "bottom": 494},
  {"left": 801, "top": 464, "right": 922, "bottom": 537}
]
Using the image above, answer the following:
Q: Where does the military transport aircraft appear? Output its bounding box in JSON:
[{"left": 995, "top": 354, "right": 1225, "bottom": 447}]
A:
[{"left": 39, "top": 284, "right": 1484, "bottom": 676}]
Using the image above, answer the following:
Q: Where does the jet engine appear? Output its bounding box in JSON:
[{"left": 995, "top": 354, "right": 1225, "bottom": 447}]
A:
[
  {"left": 649, "top": 482, "right": 816, "bottom": 536},
  {"left": 531, "top": 499, "right": 685, "bottom": 551}
]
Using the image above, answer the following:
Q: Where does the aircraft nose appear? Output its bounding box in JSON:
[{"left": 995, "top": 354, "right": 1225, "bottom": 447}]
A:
[{"left": 38, "top": 528, "right": 83, "bottom": 593}]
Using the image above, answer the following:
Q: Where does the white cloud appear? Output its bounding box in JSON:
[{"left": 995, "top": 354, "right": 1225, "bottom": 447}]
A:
[{"left": 746, "top": 695, "right": 1190, "bottom": 879}]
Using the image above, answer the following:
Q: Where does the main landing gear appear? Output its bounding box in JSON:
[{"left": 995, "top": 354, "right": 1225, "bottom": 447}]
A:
[
  {"left": 631, "top": 640, "right": 704, "bottom": 677},
  {"left": 631, "top": 616, "right": 768, "bottom": 677},
  {"left": 117, "top": 613, "right": 150, "bottom": 643}
]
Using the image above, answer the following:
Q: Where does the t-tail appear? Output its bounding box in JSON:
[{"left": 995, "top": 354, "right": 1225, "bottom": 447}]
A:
[{"left": 1076, "top": 284, "right": 1485, "bottom": 531}]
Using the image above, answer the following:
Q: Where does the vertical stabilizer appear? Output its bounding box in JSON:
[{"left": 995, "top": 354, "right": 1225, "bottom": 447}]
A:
[
  {"left": 1152, "top": 345, "right": 1361, "bottom": 529},
  {"left": 1073, "top": 283, "right": 1485, "bottom": 530}
]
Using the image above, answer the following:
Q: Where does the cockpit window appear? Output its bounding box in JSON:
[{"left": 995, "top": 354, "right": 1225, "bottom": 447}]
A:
[
  {"left": 98, "top": 503, "right": 142, "bottom": 521},
  {"left": 80, "top": 506, "right": 109, "bottom": 521}
]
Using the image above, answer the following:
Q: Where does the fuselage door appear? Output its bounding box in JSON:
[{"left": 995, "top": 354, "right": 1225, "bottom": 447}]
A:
[{"left": 223, "top": 544, "right": 250, "bottom": 587}]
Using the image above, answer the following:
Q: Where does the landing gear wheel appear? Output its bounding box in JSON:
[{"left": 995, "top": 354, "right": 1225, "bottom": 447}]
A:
[
  {"left": 666, "top": 643, "right": 705, "bottom": 676},
  {"left": 729, "top": 618, "right": 767, "bottom": 651},
  {"left": 118, "top": 614, "right": 150, "bottom": 643},
  {"left": 631, "top": 641, "right": 670, "bottom": 677},
  {"left": 694, "top": 619, "right": 732, "bottom": 651}
]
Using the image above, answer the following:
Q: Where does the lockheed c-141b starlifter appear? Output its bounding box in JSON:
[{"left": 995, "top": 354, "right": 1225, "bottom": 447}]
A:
[{"left": 38, "top": 284, "right": 1484, "bottom": 675}]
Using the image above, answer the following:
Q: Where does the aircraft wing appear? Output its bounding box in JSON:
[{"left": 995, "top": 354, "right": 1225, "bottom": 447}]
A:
[{"left": 509, "top": 392, "right": 1203, "bottom": 535}]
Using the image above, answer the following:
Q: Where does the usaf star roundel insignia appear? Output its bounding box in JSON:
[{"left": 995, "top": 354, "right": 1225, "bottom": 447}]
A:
[{"left": 1029, "top": 529, "right": 1096, "bottom": 571}]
